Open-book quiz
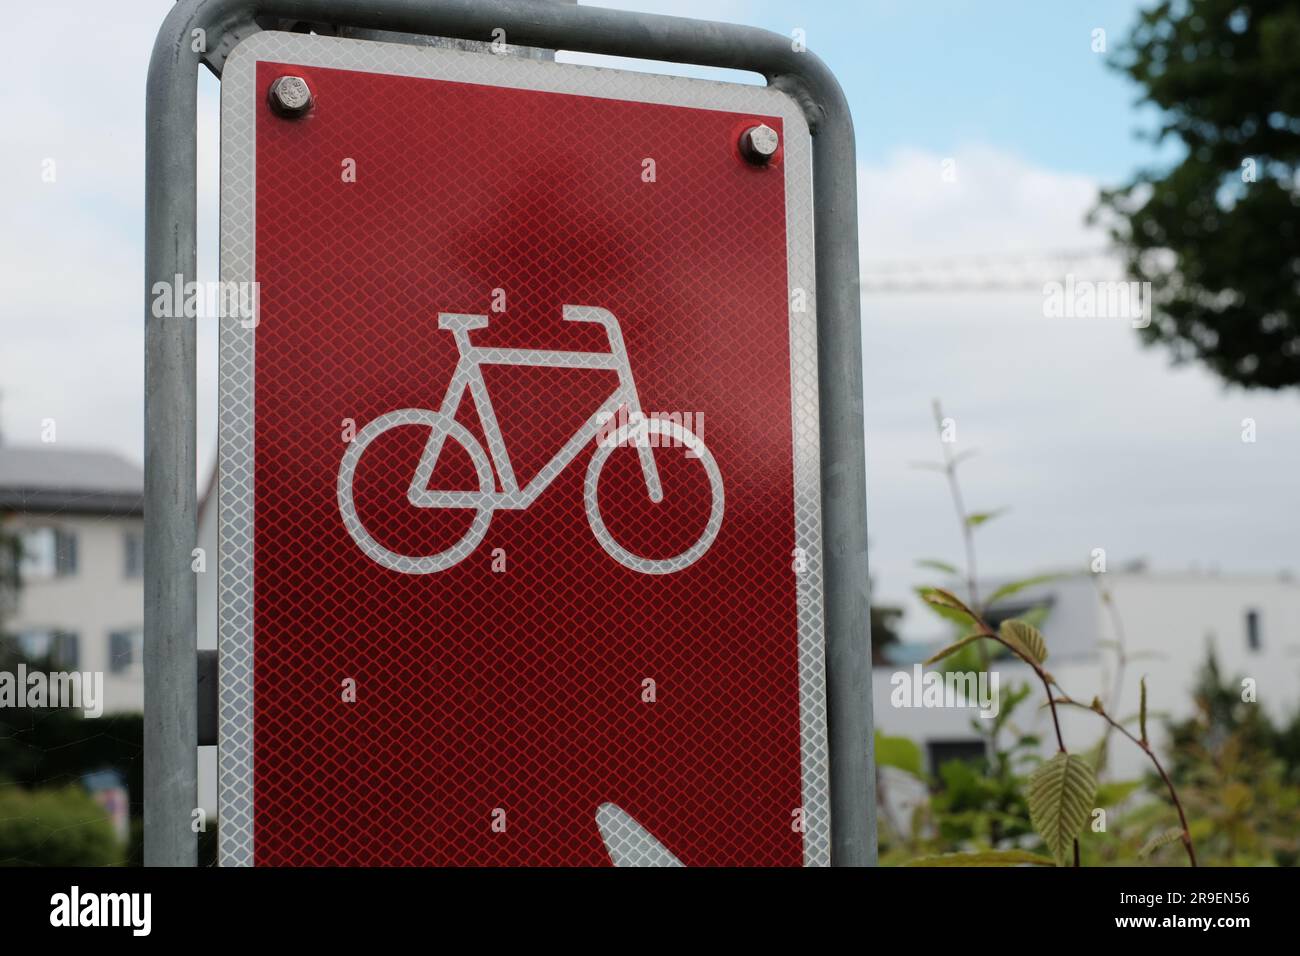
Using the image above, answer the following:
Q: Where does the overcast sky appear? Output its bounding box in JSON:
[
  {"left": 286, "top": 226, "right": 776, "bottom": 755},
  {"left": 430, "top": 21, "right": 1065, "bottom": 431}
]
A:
[{"left": 1, "top": 0, "right": 1296, "bottom": 640}]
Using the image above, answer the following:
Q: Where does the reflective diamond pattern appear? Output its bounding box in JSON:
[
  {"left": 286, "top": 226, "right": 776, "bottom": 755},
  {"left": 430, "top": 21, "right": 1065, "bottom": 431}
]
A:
[{"left": 220, "top": 31, "right": 827, "bottom": 866}]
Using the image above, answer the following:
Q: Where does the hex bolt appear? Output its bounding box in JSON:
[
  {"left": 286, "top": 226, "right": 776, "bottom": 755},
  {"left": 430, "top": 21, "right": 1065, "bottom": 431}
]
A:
[
  {"left": 739, "top": 124, "right": 779, "bottom": 164},
  {"left": 268, "top": 76, "right": 314, "bottom": 118}
]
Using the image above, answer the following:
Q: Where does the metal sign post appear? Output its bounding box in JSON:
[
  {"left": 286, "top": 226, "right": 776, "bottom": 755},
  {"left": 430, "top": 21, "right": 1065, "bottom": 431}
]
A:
[{"left": 147, "top": 0, "right": 873, "bottom": 866}]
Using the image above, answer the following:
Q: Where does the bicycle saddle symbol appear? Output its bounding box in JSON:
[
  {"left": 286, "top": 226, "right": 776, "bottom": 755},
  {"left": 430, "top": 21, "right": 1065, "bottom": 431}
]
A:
[{"left": 337, "top": 305, "right": 724, "bottom": 574}]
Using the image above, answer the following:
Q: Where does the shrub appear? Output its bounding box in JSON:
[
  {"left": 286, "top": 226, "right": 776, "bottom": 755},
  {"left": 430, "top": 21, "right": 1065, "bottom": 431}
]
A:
[{"left": 0, "top": 786, "right": 123, "bottom": 867}]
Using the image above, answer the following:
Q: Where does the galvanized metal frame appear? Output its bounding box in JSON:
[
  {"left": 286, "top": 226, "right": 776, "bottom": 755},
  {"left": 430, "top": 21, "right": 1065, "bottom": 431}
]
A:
[{"left": 147, "top": 0, "right": 874, "bottom": 867}]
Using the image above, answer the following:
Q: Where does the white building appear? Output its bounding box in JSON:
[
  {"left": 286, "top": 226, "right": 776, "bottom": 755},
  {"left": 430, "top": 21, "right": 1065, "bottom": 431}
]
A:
[
  {"left": 0, "top": 445, "right": 146, "bottom": 713},
  {"left": 874, "top": 570, "right": 1300, "bottom": 789}
]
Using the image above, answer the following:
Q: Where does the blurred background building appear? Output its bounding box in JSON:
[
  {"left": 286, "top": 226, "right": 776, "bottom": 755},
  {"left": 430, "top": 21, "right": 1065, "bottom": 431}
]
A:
[
  {"left": 875, "top": 570, "right": 1300, "bottom": 821},
  {"left": 0, "top": 443, "right": 145, "bottom": 711},
  {"left": 0, "top": 440, "right": 146, "bottom": 864}
]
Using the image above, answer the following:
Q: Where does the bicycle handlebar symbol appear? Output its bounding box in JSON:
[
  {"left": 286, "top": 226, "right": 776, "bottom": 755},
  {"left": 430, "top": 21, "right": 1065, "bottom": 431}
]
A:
[{"left": 337, "top": 305, "right": 724, "bottom": 574}]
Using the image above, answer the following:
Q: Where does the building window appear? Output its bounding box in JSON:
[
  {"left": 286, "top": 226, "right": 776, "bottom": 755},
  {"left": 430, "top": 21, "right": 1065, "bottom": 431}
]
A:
[
  {"left": 0, "top": 532, "right": 17, "bottom": 615},
  {"left": 18, "top": 527, "right": 77, "bottom": 581},
  {"left": 10, "top": 629, "right": 79, "bottom": 669},
  {"left": 109, "top": 629, "right": 144, "bottom": 676},
  {"left": 927, "top": 739, "right": 986, "bottom": 778},
  {"left": 1245, "top": 609, "right": 1262, "bottom": 652},
  {"left": 55, "top": 530, "right": 77, "bottom": 576},
  {"left": 124, "top": 531, "right": 144, "bottom": 579},
  {"left": 18, "top": 528, "right": 55, "bottom": 579},
  {"left": 983, "top": 599, "right": 1053, "bottom": 634}
]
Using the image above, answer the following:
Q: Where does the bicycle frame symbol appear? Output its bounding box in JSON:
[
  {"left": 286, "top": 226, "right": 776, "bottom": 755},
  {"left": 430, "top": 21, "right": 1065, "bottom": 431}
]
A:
[{"left": 338, "top": 305, "right": 724, "bottom": 574}]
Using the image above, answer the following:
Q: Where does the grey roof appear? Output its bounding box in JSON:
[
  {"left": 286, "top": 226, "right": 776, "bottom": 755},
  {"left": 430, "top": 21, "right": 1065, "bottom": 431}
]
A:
[{"left": 0, "top": 445, "right": 144, "bottom": 515}]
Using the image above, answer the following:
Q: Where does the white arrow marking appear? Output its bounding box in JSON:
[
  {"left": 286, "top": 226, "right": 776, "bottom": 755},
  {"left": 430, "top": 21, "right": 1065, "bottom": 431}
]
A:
[{"left": 595, "top": 802, "right": 684, "bottom": 867}]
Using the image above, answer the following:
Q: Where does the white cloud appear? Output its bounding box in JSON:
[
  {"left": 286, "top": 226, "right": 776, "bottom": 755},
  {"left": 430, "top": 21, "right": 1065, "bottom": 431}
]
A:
[
  {"left": 0, "top": 1, "right": 224, "bottom": 482},
  {"left": 856, "top": 146, "right": 1300, "bottom": 639},
  {"left": 0, "top": 2, "right": 175, "bottom": 457},
  {"left": 858, "top": 144, "right": 1101, "bottom": 260}
]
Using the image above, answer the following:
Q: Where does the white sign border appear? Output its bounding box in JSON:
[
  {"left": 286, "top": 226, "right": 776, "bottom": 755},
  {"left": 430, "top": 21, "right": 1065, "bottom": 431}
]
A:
[{"left": 218, "top": 29, "right": 827, "bottom": 866}]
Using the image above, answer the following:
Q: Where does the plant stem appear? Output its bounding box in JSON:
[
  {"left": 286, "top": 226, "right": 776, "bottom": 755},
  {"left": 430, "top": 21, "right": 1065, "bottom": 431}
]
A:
[
  {"left": 957, "top": 610, "right": 1066, "bottom": 753},
  {"left": 1090, "top": 574, "right": 1131, "bottom": 774},
  {"left": 931, "top": 400, "right": 996, "bottom": 766},
  {"left": 1055, "top": 696, "right": 1198, "bottom": 867},
  {"left": 948, "top": 596, "right": 1081, "bottom": 867},
  {"left": 933, "top": 401, "right": 982, "bottom": 614},
  {"left": 1000, "top": 639, "right": 1064, "bottom": 752}
]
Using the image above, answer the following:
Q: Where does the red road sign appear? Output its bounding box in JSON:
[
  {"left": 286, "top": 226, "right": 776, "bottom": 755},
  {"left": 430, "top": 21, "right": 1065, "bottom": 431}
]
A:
[{"left": 219, "top": 33, "right": 828, "bottom": 866}]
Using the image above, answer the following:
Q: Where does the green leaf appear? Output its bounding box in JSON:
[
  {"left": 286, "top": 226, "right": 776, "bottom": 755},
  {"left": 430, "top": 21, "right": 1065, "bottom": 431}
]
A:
[
  {"left": 1220, "top": 780, "right": 1252, "bottom": 813},
  {"left": 965, "top": 509, "right": 1006, "bottom": 529},
  {"left": 1027, "top": 752, "right": 1098, "bottom": 866},
  {"left": 986, "top": 573, "right": 1061, "bottom": 606},
  {"left": 918, "top": 586, "right": 979, "bottom": 624},
  {"left": 1139, "top": 677, "right": 1148, "bottom": 746},
  {"left": 904, "top": 849, "right": 1056, "bottom": 868},
  {"left": 915, "top": 590, "right": 978, "bottom": 629},
  {"left": 874, "top": 731, "right": 924, "bottom": 778},
  {"left": 924, "top": 633, "right": 986, "bottom": 665},
  {"left": 1138, "top": 827, "right": 1184, "bottom": 859},
  {"left": 916, "top": 558, "right": 960, "bottom": 576},
  {"left": 999, "top": 619, "right": 1048, "bottom": 664},
  {"left": 1096, "top": 779, "right": 1143, "bottom": 807}
]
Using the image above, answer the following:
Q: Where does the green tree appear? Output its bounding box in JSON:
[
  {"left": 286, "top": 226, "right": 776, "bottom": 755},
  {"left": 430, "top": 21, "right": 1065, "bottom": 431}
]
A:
[
  {"left": 1159, "top": 649, "right": 1300, "bottom": 864},
  {"left": 0, "top": 711, "right": 144, "bottom": 864},
  {"left": 0, "top": 787, "right": 122, "bottom": 867},
  {"left": 1098, "top": 0, "right": 1300, "bottom": 388}
]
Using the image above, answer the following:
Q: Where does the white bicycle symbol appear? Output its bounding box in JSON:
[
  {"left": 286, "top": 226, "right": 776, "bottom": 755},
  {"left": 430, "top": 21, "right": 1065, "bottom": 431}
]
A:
[{"left": 338, "top": 305, "right": 724, "bottom": 574}]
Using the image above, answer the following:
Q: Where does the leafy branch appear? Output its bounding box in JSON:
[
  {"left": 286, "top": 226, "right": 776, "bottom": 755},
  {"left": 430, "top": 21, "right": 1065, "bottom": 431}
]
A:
[
  {"left": 906, "top": 400, "right": 1197, "bottom": 867},
  {"left": 1053, "top": 682, "right": 1198, "bottom": 867},
  {"left": 921, "top": 587, "right": 1085, "bottom": 866},
  {"left": 921, "top": 586, "right": 1198, "bottom": 867}
]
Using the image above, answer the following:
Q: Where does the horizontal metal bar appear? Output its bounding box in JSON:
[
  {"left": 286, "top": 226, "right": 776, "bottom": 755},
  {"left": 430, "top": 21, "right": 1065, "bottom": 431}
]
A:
[{"left": 165, "top": 0, "right": 842, "bottom": 128}]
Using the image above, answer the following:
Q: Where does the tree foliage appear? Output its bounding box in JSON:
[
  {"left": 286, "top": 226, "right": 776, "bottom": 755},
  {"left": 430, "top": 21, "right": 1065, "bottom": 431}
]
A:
[
  {"left": 0, "top": 711, "right": 145, "bottom": 865},
  {"left": 0, "top": 787, "right": 122, "bottom": 867},
  {"left": 1098, "top": 0, "right": 1300, "bottom": 388}
]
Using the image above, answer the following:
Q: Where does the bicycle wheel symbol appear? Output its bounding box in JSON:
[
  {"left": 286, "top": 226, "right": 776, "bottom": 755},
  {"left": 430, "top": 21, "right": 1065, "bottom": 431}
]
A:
[
  {"left": 585, "top": 417, "right": 724, "bottom": 574},
  {"left": 338, "top": 411, "right": 723, "bottom": 574},
  {"left": 337, "top": 408, "right": 495, "bottom": 574}
]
